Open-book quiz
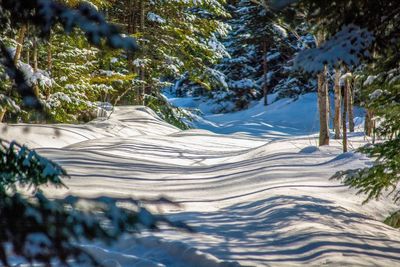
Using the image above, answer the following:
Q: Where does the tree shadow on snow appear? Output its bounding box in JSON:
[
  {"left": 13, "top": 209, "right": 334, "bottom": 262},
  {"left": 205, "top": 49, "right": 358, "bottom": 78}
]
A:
[{"left": 169, "top": 195, "right": 400, "bottom": 265}]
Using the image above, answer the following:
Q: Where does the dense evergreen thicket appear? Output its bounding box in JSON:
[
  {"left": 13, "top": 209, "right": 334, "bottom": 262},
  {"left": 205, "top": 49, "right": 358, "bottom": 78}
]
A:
[
  {"left": 170, "top": 0, "right": 316, "bottom": 113},
  {"left": 0, "top": 0, "right": 228, "bottom": 128}
]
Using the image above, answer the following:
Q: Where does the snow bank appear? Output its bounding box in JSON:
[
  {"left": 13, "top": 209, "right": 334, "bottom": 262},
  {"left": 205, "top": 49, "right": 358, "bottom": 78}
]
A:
[
  {"left": 0, "top": 106, "right": 178, "bottom": 149},
  {"left": 81, "top": 236, "right": 240, "bottom": 267}
]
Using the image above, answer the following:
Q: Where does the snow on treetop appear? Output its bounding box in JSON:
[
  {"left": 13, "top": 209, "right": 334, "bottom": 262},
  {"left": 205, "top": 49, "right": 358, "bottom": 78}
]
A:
[
  {"left": 294, "top": 25, "right": 374, "bottom": 73},
  {"left": 147, "top": 12, "right": 166, "bottom": 24},
  {"left": 229, "top": 79, "right": 258, "bottom": 90}
]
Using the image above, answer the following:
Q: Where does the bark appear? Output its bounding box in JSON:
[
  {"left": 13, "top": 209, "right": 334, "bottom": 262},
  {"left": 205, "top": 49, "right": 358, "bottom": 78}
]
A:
[
  {"left": 132, "top": 0, "right": 137, "bottom": 34},
  {"left": 262, "top": 41, "right": 268, "bottom": 106},
  {"left": 47, "top": 37, "right": 52, "bottom": 73},
  {"left": 32, "top": 38, "right": 40, "bottom": 98},
  {"left": 33, "top": 38, "right": 38, "bottom": 71},
  {"left": 334, "top": 68, "right": 341, "bottom": 139},
  {"left": 343, "top": 79, "right": 349, "bottom": 153},
  {"left": 127, "top": 0, "right": 132, "bottom": 33},
  {"left": 127, "top": 0, "right": 137, "bottom": 34},
  {"left": 26, "top": 48, "right": 30, "bottom": 65},
  {"left": 316, "top": 31, "right": 330, "bottom": 146},
  {"left": 14, "top": 24, "right": 28, "bottom": 64},
  {"left": 139, "top": 0, "right": 145, "bottom": 105},
  {"left": 365, "top": 109, "right": 374, "bottom": 137},
  {"left": 140, "top": 1, "right": 145, "bottom": 34},
  {"left": 44, "top": 34, "right": 53, "bottom": 99},
  {"left": 3, "top": 24, "right": 28, "bottom": 122},
  {"left": 317, "top": 66, "right": 330, "bottom": 146},
  {"left": 0, "top": 109, "right": 6, "bottom": 122},
  {"left": 348, "top": 77, "right": 355, "bottom": 132}
]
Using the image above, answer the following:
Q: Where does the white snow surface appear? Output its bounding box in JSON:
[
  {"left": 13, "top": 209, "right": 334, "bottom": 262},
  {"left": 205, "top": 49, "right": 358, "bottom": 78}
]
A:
[{"left": 2, "top": 95, "right": 400, "bottom": 266}]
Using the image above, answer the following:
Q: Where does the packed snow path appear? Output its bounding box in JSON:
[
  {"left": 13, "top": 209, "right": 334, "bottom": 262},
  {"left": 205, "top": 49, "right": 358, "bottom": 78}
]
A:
[{"left": 2, "top": 97, "right": 400, "bottom": 266}]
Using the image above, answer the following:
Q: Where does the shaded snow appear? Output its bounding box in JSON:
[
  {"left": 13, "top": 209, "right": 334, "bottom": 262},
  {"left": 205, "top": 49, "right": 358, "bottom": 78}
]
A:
[{"left": 3, "top": 96, "right": 400, "bottom": 266}]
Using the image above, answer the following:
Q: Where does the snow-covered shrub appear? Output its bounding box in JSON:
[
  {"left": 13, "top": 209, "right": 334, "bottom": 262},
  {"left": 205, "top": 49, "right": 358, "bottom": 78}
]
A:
[
  {"left": 0, "top": 0, "right": 137, "bottom": 115},
  {"left": 145, "top": 93, "right": 192, "bottom": 130},
  {"left": 0, "top": 141, "right": 67, "bottom": 191}
]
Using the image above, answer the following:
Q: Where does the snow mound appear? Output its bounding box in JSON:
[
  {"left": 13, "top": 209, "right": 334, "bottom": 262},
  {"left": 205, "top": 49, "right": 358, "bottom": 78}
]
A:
[
  {"left": 82, "top": 236, "right": 240, "bottom": 267},
  {"left": 299, "top": 146, "right": 320, "bottom": 154},
  {"left": 0, "top": 106, "right": 178, "bottom": 149}
]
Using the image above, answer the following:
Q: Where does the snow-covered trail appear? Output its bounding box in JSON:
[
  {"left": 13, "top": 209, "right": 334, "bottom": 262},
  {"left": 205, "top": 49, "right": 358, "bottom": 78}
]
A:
[{"left": 2, "top": 96, "right": 400, "bottom": 266}]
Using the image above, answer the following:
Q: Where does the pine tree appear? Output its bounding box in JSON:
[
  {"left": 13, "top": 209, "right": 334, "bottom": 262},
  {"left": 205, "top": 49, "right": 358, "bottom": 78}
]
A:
[{"left": 269, "top": 0, "right": 400, "bottom": 208}]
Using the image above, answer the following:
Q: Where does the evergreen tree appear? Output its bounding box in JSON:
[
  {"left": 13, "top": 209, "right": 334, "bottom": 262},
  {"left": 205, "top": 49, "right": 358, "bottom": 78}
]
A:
[
  {"left": 172, "top": 0, "right": 315, "bottom": 113},
  {"left": 270, "top": 0, "right": 400, "bottom": 211}
]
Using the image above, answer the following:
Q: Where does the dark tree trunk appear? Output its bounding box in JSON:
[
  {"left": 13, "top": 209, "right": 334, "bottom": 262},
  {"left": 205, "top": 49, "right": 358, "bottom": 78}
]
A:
[
  {"left": 318, "top": 66, "right": 330, "bottom": 146},
  {"left": 262, "top": 40, "right": 268, "bottom": 106},
  {"left": 348, "top": 77, "right": 355, "bottom": 132},
  {"left": 32, "top": 38, "right": 40, "bottom": 98}
]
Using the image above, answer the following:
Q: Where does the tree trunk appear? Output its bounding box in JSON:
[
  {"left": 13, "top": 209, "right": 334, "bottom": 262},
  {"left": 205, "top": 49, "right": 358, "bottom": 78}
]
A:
[
  {"left": 14, "top": 24, "right": 28, "bottom": 64},
  {"left": 348, "top": 76, "right": 355, "bottom": 132},
  {"left": 139, "top": 0, "right": 145, "bottom": 105},
  {"left": 47, "top": 38, "right": 52, "bottom": 73},
  {"left": 315, "top": 31, "right": 330, "bottom": 146},
  {"left": 44, "top": 34, "right": 53, "bottom": 99},
  {"left": 0, "top": 109, "right": 6, "bottom": 122},
  {"left": 127, "top": 0, "right": 132, "bottom": 33},
  {"left": 4, "top": 24, "right": 28, "bottom": 122},
  {"left": 365, "top": 109, "right": 374, "bottom": 137},
  {"left": 318, "top": 66, "right": 330, "bottom": 146},
  {"left": 262, "top": 41, "right": 268, "bottom": 106},
  {"left": 26, "top": 47, "right": 30, "bottom": 65},
  {"left": 132, "top": 0, "right": 137, "bottom": 34},
  {"left": 33, "top": 38, "right": 38, "bottom": 71},
  {"left": 334, "top": 68, "right": 341, "bottom": 139},
  {"left": 32, "top": 38, "right": 40, "bottom": 97},
  {"left": 343, "top": 80, "right": 348, "bottom": 153}
]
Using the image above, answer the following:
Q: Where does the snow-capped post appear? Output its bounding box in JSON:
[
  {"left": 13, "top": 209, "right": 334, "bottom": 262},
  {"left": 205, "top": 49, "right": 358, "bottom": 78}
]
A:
[
  {"left": 348, "top": 75, "right": 355, "bottom": 133},
  {"left": 334, "top": 67, "right": 342, "bottom": 139},
  {"left": 342, "top": 76, "right": 349, "bottom": 153},
  {"left": 340, "top": 71, "right": 355, "bottom": 134}
]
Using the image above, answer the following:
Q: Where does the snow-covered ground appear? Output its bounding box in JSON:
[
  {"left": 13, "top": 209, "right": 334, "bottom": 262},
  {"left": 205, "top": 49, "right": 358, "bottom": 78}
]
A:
[{"left": 2, "top": 94, "right": 400, "bottom": 266}]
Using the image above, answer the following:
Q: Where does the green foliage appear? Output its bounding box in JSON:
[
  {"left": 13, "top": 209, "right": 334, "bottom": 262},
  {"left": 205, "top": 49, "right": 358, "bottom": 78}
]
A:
[
  {"left": 332, "top": 56, "right": 400, "bottom": 206},
  {"left": 109, "top": 0, "right": 229, "bottom": 87},
  {"left": 0, "top": 140, "right": 67, "bottom": 193},
  {"left": 384, "top": 210, "right": 400, "bottom": 228},
  {"left": 145, "top": 93, "right": 192, "bottom": 130},
  {"left": 332, "top": 138, "right": 400, "bottom": 203}
]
